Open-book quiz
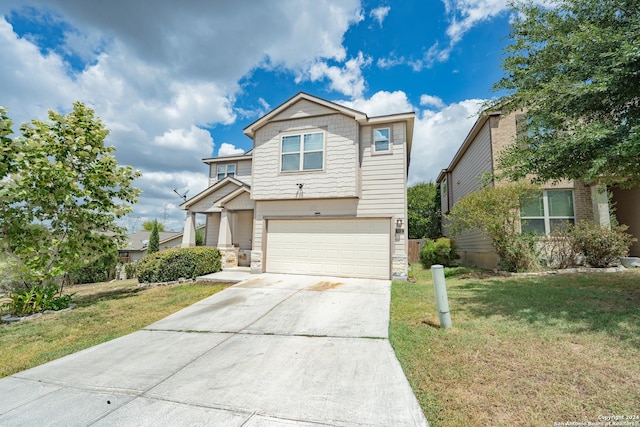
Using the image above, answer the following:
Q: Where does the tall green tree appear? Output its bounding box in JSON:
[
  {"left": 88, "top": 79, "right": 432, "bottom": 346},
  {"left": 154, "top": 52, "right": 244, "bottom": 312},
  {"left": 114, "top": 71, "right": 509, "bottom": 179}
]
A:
[
  {"left": 142, "top": 220, "right": 165, "bottom": 232},
  {"left": 494, "top": 0, "right": 640, "bottom": 187},
  {"left": 0, "top": 103, "right": 141, "bottom": 288},
  {"left": 407, "top": 182, "right": 441, "bottom": 239},
  {"left": 147, "top": 220, "right": 160, "bottom": 254}
]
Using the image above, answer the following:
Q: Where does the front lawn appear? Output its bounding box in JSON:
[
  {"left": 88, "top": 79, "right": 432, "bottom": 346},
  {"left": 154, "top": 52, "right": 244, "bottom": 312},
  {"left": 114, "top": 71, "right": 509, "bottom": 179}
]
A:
[
  {"left": 390, "top": 265, "right": 640, "bottom": 427},
  {"left": 0, "top": 279, "right": 229, "bottom": 378}
]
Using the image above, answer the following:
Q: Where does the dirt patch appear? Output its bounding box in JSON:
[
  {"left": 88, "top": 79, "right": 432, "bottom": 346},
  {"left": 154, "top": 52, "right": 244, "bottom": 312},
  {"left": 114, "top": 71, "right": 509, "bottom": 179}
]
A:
[
  {"left": 308, "top": 281, "right": 345, "bottom": 291},
  {"left": 235, "top": 277, "right": 266, "bottom": 288}
]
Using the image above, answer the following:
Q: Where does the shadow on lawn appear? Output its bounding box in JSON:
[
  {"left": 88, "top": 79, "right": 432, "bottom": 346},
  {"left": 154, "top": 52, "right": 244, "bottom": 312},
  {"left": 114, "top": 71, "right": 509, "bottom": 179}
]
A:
[
  {"left": 457, "top": 272, "right": 640, "bottom": 347},
  {"left": 72, "top": 287, "right": 144, "bottom": 307}
]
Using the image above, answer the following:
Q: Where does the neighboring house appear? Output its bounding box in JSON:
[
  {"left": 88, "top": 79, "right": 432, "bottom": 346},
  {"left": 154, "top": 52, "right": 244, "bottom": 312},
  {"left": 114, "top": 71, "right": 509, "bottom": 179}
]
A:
[
  {"left": 436, "top": 109, "right": 640, "bottom": 269},
  {"left": 118, "top": 226, "right": 204, "bottom": 263},
  {"left": 180, "top": 92, "right": 415, "bottom": 280}
]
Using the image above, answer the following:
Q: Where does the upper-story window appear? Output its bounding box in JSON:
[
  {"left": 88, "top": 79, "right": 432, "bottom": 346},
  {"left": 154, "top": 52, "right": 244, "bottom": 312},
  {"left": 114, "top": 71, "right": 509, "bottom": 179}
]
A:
[
  {"left": 281, "top": 132, "right": 324, "bottom": 172},
  {"left": 373, "top": 128, "right": 391, "bottom": 153},
  {"left": 520, "top": 189, "right": 575, "bottom": 235},
  {"left": 217, "top": 164, "right": 236, "bottom": 181}
]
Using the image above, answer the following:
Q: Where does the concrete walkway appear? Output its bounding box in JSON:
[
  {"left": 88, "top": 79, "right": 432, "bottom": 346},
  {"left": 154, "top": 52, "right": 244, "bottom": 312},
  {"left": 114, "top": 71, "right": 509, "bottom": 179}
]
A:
[{"left": 0, "top": 274, "right": 428, "bottom": 426}]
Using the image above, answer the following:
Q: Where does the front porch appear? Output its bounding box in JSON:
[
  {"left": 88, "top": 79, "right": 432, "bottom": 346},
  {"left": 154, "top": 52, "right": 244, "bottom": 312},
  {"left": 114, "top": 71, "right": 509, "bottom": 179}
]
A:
[{"left": 179, "top": 177, "right": 254, "bottom": 270}]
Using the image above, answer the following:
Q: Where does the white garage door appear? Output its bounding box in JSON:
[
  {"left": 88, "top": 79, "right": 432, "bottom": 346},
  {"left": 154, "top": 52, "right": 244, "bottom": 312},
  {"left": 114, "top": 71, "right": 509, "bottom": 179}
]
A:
[{"left": 265, "top": 218, "right": 390, "bottom": 279}]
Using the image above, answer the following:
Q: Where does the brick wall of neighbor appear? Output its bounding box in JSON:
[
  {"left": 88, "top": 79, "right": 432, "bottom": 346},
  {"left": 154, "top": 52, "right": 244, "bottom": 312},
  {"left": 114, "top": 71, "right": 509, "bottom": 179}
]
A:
[{"left": 573, "top": 181, "right": 594, "bottom": 222}]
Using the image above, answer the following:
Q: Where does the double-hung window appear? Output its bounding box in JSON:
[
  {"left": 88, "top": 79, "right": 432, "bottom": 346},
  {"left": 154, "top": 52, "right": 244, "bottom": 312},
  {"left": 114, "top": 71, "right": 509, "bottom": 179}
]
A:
[
  {"left": 373, "top": 128, "right": 391, "bottom": 153},
  {"left": 520, "top": 189, "right": 575, "bottom": 235},
  {"left": 216, "top": 164, "right": 236, "bottom": 181},
  {"left": 281, "top": 132, "right": 324, "bottom": 172}
]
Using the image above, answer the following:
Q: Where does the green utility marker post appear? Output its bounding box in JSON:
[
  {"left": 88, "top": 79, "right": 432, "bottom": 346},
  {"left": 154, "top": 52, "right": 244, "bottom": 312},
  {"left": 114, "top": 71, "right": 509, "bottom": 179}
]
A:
[{"left": 431, "top": 265, "right": 452, "bottom": 329}]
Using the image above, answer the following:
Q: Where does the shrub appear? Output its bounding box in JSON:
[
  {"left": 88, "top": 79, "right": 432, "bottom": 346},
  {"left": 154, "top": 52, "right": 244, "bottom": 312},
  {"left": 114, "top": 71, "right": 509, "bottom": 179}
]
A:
[
  {"left": 2, "top": 283, "right": 73, "bottom": 316},
  {"left": 494, "top": 232, "right": 540, "bottom": 272},
  {"left": 539, "top": 223, "right": 581, "bottom": 269},
  {"left": 420, "top": 237, "right": 460, "bottom": 268},
  {"left": 446, "top": 181, "right": 542, "bottom": 272},
  {"left": 124, "top": 262, "right": 137, "bottom": 279},
  {"left": 136, "top": 247, "right": 221, "bottom": 283},
  {"left": 570, "top": 221, "right": 636, "bottom": 268}
]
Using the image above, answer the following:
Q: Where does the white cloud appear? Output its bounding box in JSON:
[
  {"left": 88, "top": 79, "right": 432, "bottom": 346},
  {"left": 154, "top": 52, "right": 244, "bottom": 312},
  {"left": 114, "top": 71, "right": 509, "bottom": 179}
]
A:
[
  {"left": 218, "top": 143, "right": 245, "bottom": 157},
  {"left": 305, "top": 52, "right": 372, "bottom": 98},
  {"left": 0, "top": 1, "right": 367, "bottom": 231},
  {"left": 420, "top": 94, "right": 445, "bottom": 109},
  {"left": 370, "top": 6, "right": 391, "bottom": 27},
  {"left": 408, "top": 98, "right": 485, "bottom": 185},
  {"left": 337, "top": 90, "right": 414, "bottom": 116},
  {"left": 377, "top": 53, "right": 405, "bottom": 69},
  {"left": 154, "top": 126, "right": 213, "bottom": 152}
]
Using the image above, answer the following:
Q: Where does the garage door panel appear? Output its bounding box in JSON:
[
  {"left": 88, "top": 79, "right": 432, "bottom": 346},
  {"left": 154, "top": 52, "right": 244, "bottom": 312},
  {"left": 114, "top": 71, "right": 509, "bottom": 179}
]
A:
[{"left": 266, "top": 219, "right": 390, "bottom": 279}]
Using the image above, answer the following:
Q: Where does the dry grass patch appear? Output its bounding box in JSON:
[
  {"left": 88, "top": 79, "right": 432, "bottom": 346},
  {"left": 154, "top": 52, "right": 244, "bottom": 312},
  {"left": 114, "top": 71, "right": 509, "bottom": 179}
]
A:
[
  {"left": 0, "top": 279, "right": 230, "bottom": 378},
  {"left": 391, "top": 265, "right": 640, "bottom": 427}
]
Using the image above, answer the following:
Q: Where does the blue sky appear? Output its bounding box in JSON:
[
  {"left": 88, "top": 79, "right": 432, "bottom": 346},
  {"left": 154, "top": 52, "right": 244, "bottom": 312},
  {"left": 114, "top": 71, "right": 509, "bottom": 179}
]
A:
[{"left": 0, "top": 0, "right": 516, "bottom": 231}]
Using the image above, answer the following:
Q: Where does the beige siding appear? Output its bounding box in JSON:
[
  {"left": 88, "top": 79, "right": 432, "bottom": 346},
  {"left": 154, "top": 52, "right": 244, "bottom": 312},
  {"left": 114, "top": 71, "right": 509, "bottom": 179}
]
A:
[
  {"left": 205, "top": 212, "right": 220, "bottom": 247},
  {"left": 357, "top": 122, "right": 408, "bottom": 256},
  {"left": 253, "top": 199, "right": 359, "bottom": 251},
  {"left": 189, "top": 182, "right": 238, "bottom": 212},
  {"left": 450, "top": 121, "right": 493, "bottom": 204},
  {"left": 234, "top": 211, "right": 253, "bottom": 249},
  {"left": 270, "top": 99, "right": 338, "bottom": 121},
  {"left": 444, "top": 121, "right": 495, "bottom": 265},
  {"left": 208, "top": 159, "right": 252, "bottom": 187},
  {"left": 251, "top": 114, "right": 359, "bottom": 200},
  {"left": 224, "top": 191, "right": 254, "bottom": 210}
]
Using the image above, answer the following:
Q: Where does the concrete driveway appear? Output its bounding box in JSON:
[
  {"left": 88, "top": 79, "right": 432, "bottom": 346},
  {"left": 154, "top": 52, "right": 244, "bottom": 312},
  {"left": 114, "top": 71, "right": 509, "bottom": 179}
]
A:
[{"left": 0, "top": 274, "right": 428, "bottom": 426}]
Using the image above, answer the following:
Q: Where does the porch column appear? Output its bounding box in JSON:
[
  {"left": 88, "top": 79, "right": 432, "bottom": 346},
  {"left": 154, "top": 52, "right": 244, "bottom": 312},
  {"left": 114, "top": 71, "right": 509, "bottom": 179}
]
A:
[
  {"left": 181, "top": 211, "right": 196, "bottom": 247},
  {"left": 591, "top": 184, "right": 611, "bottom": 229},
  {"left": 218, "top": 209, "right": 233, "bottom": 247}
]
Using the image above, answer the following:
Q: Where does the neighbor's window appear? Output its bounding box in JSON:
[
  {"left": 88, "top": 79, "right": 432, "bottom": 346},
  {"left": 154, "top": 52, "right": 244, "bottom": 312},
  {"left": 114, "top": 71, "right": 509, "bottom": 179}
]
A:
[
  {"left": 217, "top": 164, "right": 236, "bottom": 181},
  {"left": 520, "top": 189, "right": 575, "bottom": 235},
  {"left": 373, "top": 127, "right": 391, "bottom": 153},
  {"left": 281, "top": 132, "right": 324, "bottom": 172}
]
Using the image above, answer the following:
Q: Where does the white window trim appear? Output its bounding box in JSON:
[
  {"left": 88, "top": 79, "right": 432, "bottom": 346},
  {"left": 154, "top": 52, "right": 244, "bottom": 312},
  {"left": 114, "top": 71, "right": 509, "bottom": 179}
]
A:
[
  {"left": 216, "top": 163, "right": 236, "bottom": 181},
  {"left": 372, "top": 127, "right": 392, "bottom": 155},
  {"left": 280, "top": 130, "right": 325, "bottom": 172},
  {"left": 521, "top": 189, "right": 575, "bottom": 235}
]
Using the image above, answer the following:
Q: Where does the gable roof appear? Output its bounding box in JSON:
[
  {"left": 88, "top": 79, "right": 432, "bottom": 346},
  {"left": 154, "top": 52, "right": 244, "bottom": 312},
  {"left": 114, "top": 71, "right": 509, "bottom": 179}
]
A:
[
  {"left": 243, "top": 92, "right": 368, "bottom": 138},
  {"left": 202, "top": 149, "right": 253, "bottom": 165},
  {"left": 180, "top": 176, "right": 249, "bottom": 210}
]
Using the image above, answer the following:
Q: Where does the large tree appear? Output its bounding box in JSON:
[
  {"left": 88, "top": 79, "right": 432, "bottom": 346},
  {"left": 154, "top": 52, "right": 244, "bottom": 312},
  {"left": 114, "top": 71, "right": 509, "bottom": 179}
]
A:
[
  {"left": 407, "top": 182, "right": 441, "bottom": 239},
  {"left": 494, "top": 0, "right": 640, "bottom": 187},
  {"left": 0, "top": 103, "right": 141, "bottom": 288}
]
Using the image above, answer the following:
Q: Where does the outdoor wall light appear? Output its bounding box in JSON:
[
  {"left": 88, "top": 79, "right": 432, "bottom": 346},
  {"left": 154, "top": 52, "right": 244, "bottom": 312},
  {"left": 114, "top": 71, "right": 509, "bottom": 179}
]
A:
[{"left": 395, "top": 218, "right": 404, "bottom": 234}]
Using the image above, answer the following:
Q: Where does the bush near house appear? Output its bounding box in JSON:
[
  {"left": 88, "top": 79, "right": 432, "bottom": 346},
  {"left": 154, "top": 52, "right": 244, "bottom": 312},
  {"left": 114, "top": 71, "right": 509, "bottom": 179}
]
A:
[
  {"left": 136, "top": 247, "right": 221, "bottom": 283},
  {"left": 571, "top": 221, "right": 636, "bottom": 268},
  {"left": 419, "top": 237, "right": 459, "bottom": 268}
]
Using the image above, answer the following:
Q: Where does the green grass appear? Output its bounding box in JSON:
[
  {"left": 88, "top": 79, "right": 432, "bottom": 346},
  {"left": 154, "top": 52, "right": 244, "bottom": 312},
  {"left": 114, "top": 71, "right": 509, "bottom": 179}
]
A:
[
  {"left": 391, "top": 264, "right": 640, "bottom": 427},
  {"left": 0, "top": 279, "right": 229, "bottom": 378}
]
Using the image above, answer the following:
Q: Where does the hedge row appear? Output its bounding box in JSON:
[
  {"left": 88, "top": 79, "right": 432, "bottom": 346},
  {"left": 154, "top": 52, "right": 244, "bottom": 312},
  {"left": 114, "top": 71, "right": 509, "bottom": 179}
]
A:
[{"left": 136, "top": 246, "right": 222, "bottom": 283}]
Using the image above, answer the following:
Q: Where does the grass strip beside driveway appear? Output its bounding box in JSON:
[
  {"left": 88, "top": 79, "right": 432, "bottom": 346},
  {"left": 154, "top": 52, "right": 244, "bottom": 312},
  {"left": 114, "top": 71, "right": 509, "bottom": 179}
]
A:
[
  {"left": 0, "top": 279, "right": 229, "bottom": 378},
  {"left": 390, "top": 265, "right": 640, "bottom": 427}
]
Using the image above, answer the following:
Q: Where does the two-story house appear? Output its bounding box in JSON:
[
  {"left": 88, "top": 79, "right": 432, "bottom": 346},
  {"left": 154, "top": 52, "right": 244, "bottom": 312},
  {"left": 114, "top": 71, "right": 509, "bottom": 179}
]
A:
[
  {"left": 179, "top": 93, "right": 415, "bottom": 280},
  {"left": 437, "top": 108, "right": 640, "bottom": 269}
]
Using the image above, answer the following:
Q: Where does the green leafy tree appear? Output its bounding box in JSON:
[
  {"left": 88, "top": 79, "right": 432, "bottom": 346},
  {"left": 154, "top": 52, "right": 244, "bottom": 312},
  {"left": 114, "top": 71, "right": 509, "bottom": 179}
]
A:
[
  {"left": 0, "top": 103, "right": 141, "bottom": 291},
  {"left": 195, "top": 228, "right": 205, "bottom": 246},
  {"left": 494, "top": 0, "right": 640, "bottom": 187},
  {"left": 446, "top": 182, "right": 541, "bottom": 272},
  {"left": 147, "top": 220, "right": 160, "bottom": 254},
  {"left": 407, "top": 182, "right": 441, "bottom": 239},
  {"left": 142, "top": 220, "right": 165, "bottom": 232}
]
